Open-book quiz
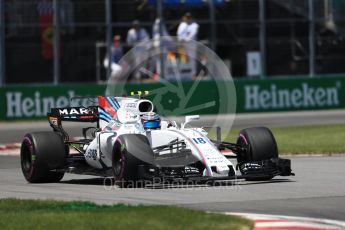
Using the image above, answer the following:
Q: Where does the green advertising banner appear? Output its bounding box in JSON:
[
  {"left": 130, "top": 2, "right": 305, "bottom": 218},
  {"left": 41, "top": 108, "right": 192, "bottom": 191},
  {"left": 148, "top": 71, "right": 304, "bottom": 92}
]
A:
[
  {"left": 0, "top": 85, "right": 106, "bottom": 120},
  {"left": 0, "top": 76, "right": 344, "bottom": 120},
  {"left": 236, "top": 77, "right": 344, "bottom": 113}
]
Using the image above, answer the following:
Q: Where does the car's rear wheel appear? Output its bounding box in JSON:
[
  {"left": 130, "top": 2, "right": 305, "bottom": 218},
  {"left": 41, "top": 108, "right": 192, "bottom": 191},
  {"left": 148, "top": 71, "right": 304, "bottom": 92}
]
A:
[
  {"left": 21, "top": 132, "right": 66, "bottom": 183},
  {"left": 237, "top": 127, "right": 278, "bottom": 181},
  {"left": 112, "top": 134, "right": 153, "bottom": 187}
]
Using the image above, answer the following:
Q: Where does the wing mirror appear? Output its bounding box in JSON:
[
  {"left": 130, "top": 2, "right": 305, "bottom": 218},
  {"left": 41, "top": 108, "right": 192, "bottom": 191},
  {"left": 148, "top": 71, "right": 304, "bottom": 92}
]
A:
[{"left": 182, "top": 115, "right": 199, "bottom": 129}]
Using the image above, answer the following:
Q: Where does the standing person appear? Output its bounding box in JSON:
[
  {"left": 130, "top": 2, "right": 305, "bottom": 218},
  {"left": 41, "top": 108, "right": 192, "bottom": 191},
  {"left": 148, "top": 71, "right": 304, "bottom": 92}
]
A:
[
  {"left": 104, "top": 35, "right": 124, "bottom": 82},
  {"left": 126, "top": 20, "right": 149, "bottom": 46},
  {"left": 177, "top": 12, "right": 199, "bottom": 78},
  {"left": 177, "top": 12, "right": 199, "bottom": 41},
  {"left": 111, "top": 35, "right": 123, "bottom": 65},
  {"left": 152, "top": 17, "right": 171, "bottom": 45},
  {"left": 126, "top": 20, "right": 150, "bottom": 81},
  {"left": 152, "top": 18, "right": 172, "bottom": 81}
]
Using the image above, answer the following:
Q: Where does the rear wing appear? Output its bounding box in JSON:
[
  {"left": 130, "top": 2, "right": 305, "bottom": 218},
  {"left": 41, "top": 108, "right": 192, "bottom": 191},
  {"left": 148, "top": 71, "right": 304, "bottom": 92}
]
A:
[
  {"left": 47, "top": 96, "right": 99, "bottom": 122},
  {"left": 48, "top": 107, "right": 99, "bottom": 123},
  {"left": 46, "top": 95, "right": 124, "bottom": 140},
  {"left": 47, "top": 106, "right": 99, "bottom": 141}
]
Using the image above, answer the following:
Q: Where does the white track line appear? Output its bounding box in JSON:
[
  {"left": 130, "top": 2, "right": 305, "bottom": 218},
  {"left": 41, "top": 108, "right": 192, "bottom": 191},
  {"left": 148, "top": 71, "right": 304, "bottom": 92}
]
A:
[{"left": 227, "top": 212, "right": 345, "bottom": 230}]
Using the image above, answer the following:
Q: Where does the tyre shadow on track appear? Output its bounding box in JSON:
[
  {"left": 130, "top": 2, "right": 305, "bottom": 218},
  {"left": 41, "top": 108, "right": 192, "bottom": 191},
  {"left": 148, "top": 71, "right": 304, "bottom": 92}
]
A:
[
  {"left": 238, "top": 179, "right": 295, "bottom": 186},
  {"left": 61, "top": 178, "right": 107, "bottom": 186},
  {"left": 60, "top": 178, "right": 295, "bottom": 189}
]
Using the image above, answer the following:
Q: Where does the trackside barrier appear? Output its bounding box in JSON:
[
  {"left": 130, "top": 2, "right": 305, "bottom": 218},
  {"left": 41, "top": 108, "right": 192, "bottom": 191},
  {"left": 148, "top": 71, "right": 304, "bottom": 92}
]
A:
[{"left": 1, "top": 76, "right": 345, "bottom": 120}]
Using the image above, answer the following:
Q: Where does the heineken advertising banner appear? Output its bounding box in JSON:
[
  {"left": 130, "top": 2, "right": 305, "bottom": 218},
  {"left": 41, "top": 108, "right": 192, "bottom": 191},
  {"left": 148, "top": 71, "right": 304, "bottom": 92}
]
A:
[
  {"left": 0, "top": 76, "right": 344, "bottom": 120},
  {"left": 236, "top": 77, "right": 343, "bottom": 112},
  {"left": 0, "top": 85, "right": 106, "bottom": 120}
]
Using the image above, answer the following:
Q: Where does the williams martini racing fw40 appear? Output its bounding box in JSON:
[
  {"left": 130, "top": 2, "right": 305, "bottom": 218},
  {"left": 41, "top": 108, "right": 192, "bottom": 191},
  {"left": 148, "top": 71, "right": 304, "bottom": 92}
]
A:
[{"left": 21, "top": 92, "right": 294, "bottom": 186}]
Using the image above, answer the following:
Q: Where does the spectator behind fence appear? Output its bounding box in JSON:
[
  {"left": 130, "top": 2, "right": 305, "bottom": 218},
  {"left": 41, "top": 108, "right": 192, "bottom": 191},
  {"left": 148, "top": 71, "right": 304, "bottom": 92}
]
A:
[
  {"left": 152, "top": 18, "right": 172, "bottom": 46},
  {"left": 151, "top": 18, "right": 172, "bottom": 81},
  {"left": 177, "top": 12, "right": 199, "bottom": 78},
  {"left": 126, "top": 20, "right": 149, "bottom": 45},
  {"left": 103, "top": 35, "right": 124, "bottom": 82},
  {"left": 126, "top": 20, "right": 150, "bottom": 81},
  {"left": 177, "top": 12, "right": 199, "bottom": 41}
]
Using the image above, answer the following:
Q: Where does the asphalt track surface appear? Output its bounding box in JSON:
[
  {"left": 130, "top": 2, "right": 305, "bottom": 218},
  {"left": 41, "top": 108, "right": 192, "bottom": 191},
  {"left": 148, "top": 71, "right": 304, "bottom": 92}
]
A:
[
  {"left": 0, "top": 110, "right": 345, "bottom": 222},
  {"left": 0, "top": 156, "right": 344, "bottom": 222}
]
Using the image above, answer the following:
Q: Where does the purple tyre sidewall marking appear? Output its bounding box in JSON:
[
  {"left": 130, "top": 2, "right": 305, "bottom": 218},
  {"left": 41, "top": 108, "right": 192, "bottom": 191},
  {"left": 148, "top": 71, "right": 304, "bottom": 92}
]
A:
[
  {"left": 238, "top": 134, "right": 248, "bottom": 145},
  {"left": 21, "top": 136, "right": 35, "bottom": 180},
  {"left": 113, "top": 139, "right": 126, "bottom": 180}
]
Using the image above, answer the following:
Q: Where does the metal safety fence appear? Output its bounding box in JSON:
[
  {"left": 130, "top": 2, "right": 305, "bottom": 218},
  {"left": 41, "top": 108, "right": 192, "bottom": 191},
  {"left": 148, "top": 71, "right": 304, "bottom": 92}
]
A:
[{"left": 1, "top": 0, "right": 345, "bottom": 85}]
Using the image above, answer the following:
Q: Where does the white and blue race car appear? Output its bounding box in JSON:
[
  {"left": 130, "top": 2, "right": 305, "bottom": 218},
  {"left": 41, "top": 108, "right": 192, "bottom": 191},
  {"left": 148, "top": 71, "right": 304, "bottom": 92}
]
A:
[{"left": 20, "top": 92, "right": 293, "bottom": 186}]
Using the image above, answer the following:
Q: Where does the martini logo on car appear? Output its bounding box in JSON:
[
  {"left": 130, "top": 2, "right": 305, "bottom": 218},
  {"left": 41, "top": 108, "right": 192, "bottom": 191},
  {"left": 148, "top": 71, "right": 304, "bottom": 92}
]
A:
[
  {"left": 244, "top": 82, "right": 340, "bottom": 110},
  {"left": 58, "top": 108, "right": 89, "bottom": 115}
]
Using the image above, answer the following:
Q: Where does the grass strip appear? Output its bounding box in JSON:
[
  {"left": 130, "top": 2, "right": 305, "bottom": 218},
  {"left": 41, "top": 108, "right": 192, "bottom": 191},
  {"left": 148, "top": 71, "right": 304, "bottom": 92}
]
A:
[
  {"left": 0, "top": 199, "right": 252, "bottom": 230},
  {"left": 208, "top": 124, "right": 345, "bottom": 154}
]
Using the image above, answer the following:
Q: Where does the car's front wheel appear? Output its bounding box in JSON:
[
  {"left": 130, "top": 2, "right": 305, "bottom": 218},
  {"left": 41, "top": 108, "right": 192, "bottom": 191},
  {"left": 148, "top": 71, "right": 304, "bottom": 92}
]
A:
[
  {"left": 236, "top": 127, "right": 279, "bottom": 181},
  {"left": 112, "top": 134, "right": 154, "bottom": 187}
]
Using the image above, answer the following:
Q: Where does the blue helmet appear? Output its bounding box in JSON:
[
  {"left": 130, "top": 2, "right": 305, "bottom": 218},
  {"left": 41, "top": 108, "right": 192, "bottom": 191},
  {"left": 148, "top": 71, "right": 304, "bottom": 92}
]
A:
[{"left": 141, "top": 112, "right": 161, "bottom": 130}]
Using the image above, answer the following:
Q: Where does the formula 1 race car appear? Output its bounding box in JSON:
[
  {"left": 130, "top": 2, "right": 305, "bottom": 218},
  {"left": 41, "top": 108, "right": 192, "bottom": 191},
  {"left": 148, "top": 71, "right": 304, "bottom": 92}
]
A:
[{"left": 20, "top": 92, "right": 294, "bottom": 186}]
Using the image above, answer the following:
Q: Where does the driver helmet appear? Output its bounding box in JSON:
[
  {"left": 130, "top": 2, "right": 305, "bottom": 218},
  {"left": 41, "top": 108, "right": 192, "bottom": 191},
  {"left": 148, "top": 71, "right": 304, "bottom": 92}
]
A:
[{"left": 141, "top": 112, "right": 161, "bottom": 130}]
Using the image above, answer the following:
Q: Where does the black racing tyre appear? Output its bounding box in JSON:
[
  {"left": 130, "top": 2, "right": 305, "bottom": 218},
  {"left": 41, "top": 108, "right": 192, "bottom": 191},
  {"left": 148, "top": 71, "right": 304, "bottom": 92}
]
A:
[
  {"left": 237, "top": 127, "right": 278, "bottom": 162},
  {"left": 21, "top": 132, "right": 66, "bottom": 183},
  {"left": 112, "top": 134, "right": 153, "bottom": 188},
  {"left": 237, "top": 127, "right": 278, "bottom": 181}
]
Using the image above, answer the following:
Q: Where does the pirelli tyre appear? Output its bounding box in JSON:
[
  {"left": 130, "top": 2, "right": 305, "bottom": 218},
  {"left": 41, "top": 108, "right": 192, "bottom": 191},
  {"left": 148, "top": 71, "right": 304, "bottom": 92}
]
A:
[
  {"left": 112, "top": 134, "right": 154, "bottom": 188},
  {"left": 21, "top": 132, "right": 66, "bottom": 183},
  {"left": 236, "top": 127, "right": 279, "bottom": 181}
]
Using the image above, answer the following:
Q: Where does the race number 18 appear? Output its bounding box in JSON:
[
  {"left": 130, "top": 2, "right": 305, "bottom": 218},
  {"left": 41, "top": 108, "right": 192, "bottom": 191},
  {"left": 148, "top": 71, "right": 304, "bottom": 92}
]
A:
[{"left": 192, "top": 137, "right": 206, "bottom": 144}]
